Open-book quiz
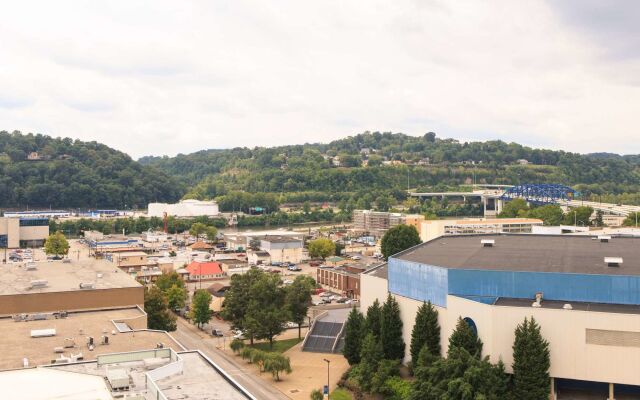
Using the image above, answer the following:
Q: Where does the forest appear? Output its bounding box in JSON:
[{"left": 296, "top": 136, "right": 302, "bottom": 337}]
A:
[{"left": 2, "top": 130, "right": 640, "bottom": 210}]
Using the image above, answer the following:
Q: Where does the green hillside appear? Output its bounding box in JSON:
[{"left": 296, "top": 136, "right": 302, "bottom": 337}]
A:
[
  {"left": 0, "top": 130, "right": 184, "bottom": 208},
  {"left": 140, "top": 131, "right": 640, "bottom": 211}
]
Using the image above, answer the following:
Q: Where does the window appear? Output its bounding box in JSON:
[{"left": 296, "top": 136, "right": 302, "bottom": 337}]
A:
[
  {"left": 463, "top": 317, "right": 478, "bottom": 336},
  {"left": 19, "top": 218, "right": 49, "bottom": 227},
  {"left": 0, "top": 235, "right": 7, "bottom": 248}
]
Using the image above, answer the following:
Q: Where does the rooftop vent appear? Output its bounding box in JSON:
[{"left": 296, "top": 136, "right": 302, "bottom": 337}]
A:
[
  {"left": 531, "top": 292, "right": 543, "bottom": 308},
  {"left": 30, "top": 280, "right": 48, "bottom": 288},
  {"left": 25, "top": 263, "right": 37, "bottom": 271},
  {"left": 79, "top": 282, "right": 95, "bottom": 289},
  {"left": 598, "top": 235, "right": 611, "bottom": 243},
  {"left": 563, "top": 303, "right": 573, "bottom": 310},
  {"left": 481, "top": 239, "right": 495, "bottom": 247},
  {"left": 605, "top": 257, "right": 623, "bottom": 267}
]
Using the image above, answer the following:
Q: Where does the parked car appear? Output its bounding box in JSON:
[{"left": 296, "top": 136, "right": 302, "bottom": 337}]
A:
[
  {"left": 309, "top": 261, "right": 321, "bottom": 267},
  {"left": 336, "top": 297, "right": 348, "bottom": 303},
  {"left": 351, "top": 255, "right": 361, "bottom": 260},
  {"left": 346, "top": 299, "right": 360, "bottom": 305},
  {"left": 284, "top": 322, "right": 297, "bottom": 329},
  {"left": 233, "top": 330, "right": 246, "bottom": 340},
  {"left": 287, "top": 265, "right": 301, "bottom": 271},
  {"left": 212, "top": 329, "right": 224, "bottom": 337}
]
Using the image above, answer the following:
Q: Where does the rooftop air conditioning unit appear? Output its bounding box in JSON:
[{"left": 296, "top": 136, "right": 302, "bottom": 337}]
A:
[
  {"left": 26, "top": 263, "right": 37, "bottom": 271},
  {"left": 79, "top": 282, "right": 95, "bottom": 289},
  {"left": 481, "top": 239, "right": 495, "bottom": 247},
  {"left": 598, "top": 235, "right": 611, "bottom": 243},
  {"left": 605, "top": 257, "right": 623, "bottom": 267},
  {"left": 563, "top": 303, "right": 573, "bottom": 310},
  {"left": 30, "top": 280, "right": 48, "bottom": 288}
]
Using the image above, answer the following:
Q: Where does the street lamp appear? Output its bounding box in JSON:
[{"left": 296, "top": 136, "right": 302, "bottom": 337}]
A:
[{"left": 323, "top": 358, "right": 331, "bottom": 398}]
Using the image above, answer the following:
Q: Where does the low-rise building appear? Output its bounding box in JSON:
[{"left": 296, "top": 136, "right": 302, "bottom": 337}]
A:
[
  {"left": 141, "top": 230, "right": 168, "bottom": 242},
  {"left": 248, "top": 250, "right": 271, "bottom": 266},
  {"left": 224, "top": 230, "right": 303, "bottom": 251},
  {"left": 316, "top": 264, "right": 366, "bottom": 298},
  {"left": 148, "top": 199, "right": 219, "bottom": 218},
  {"left": 0, "top": 216, "right": 49, "bottom": 248},
  {"left": 0, "top": 259, "right": 143, "bottom": 316},
  {"left": 110, "top": 251, "right": 149, "bottom": 271},
  {"left": 260, "top": 236, "right": 304, "bottom": 264},
  {"left": 185, "top": 261, "right": 224, "bottom": 281}
]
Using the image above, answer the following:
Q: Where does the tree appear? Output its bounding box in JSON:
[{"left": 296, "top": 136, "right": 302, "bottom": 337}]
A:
[
  {"left": 499, "top": 198, "right": 529, "bottom": 218},
  {"left": 343, "top": 307, "right": 365, "bottom": 365},
  {"left": 527, "top": 204, "right": 564, "bottom": 226},
  {"left": 310, "top": 389, "right": 323, "bottom": 400},
  {"left": 307, "top": 238, "right": 336, "bottom": 260},
  {"left": 189, "top": 222, "right": 207, "bottom": 239},
  {"left": 409, "top": 347, "right": 508, "bottom": 400},
  {"left": 562, "top": 206, "right": 593, "bottom": 226},
  {"left": 285, "top": 275, "right": 315, "bottom": 339},
  {"left": 366, "top": 299, "right": 383, "bottom": 337},
  {"left": 44, "top": 231, "right": 70, "bottom": 257},
  {"left": 381, "top": 224, "right": 421, "bottom": 260},
  {"left": 594, "top": 210, "right": 604, "bottom": 227},
  {"left": 206, "top": 226, "right": 218, "bottom": 242},
  {"left": 357, "top": 333, "right": 384, "bottom": 392},
  {"left": 144, "top": 286, "right": 176, "bottom": 331},
  {"left": 230, "top": 338, "right": 245, "bottom": 354},
  {"left": 166, "top": 284, "right": 187, "bottom": 310},
  {"left": 155, "top": 271, "right": 185, "bottom": 293},
  {"left": 263, "top": 353, "right": 292, "bottom": 381},
  {"left": 245, "top": 273, "right": 288, "bottom": 349},
  {"left": 410, "top": 301, "right": 440, "bottom": 365},
  {"left": 448, "top": 317, "right": 483, "bottom": 358},
  {"left": 190, "top": 289, "right": 213, "bottom": 328},
  {"left": 512, "top": 317, "right": 551, "bottom": 400},
  {"left": 623, "top": 211, "right": 640, "bottom": 227},
  {"left": 222, "top": 269, "right": 264, "bottom": 334},
  {"left": 381, "top": 294, "right": 405, "bottom": 360}
]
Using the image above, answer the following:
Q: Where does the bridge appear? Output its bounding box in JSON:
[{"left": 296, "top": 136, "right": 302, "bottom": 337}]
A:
[{"left": 410, "top": 183, "right": 640, "bottom": 217}]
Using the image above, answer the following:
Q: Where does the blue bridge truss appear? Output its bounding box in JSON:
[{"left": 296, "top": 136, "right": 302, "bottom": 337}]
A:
[{"left": 500, "top": 183, "right": 578, "bottom": 204}]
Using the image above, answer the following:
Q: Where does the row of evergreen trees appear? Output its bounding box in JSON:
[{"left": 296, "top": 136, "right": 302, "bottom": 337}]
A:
[{"left": 343, "top": 297, "right": 551, "bottom": 399}]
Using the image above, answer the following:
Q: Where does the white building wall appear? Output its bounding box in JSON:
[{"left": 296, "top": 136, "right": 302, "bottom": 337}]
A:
[
  {"left": 148, "top": 200, "right": 219, "bottom": 218},
  {"left": 387, "top": 292, "right": 640, "bottom": 386}
]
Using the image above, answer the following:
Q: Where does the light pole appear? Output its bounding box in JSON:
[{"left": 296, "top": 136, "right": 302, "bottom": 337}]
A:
[{"left": 323, "top": 358, "right": 330, "bottom": 398}]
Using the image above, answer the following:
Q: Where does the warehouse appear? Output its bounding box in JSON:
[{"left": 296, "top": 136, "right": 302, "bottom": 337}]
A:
[
  {"left": 361, "top": 234, "right": 640, "bottom": 399},
  {"left": 148, "top": 199, "right": 219, "bottom": 218}
]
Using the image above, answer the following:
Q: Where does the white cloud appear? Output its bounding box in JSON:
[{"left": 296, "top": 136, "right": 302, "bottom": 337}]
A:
[{"left": 0, "top": 0, "right": 638, "bottom": 158}]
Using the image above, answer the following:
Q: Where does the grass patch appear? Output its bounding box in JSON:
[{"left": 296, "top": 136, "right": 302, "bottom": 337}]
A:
[
  {"left": 251, "top": 337, "right": 303, "bottom": 353},
  {"left": 330, "top": 388, "right": 352, "bottom": 400}
]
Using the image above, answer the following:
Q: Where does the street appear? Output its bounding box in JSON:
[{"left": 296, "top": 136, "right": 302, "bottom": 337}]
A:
[{"left": 172, "top": 317, "right": 291, "bottom": 400}]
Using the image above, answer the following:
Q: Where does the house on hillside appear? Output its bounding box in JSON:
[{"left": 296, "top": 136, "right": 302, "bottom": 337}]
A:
[{"left": 26, "top": 152, "right": 42, "bottom": 161}]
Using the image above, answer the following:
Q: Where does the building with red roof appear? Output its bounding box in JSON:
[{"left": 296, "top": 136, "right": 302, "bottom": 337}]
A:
[{"left": 185, "top": 261, "right": 224, "bottom": 281}]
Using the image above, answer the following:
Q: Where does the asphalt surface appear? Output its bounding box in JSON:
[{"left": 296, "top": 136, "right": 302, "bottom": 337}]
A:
[{"left": 173, "top": 318, "right": 290, "bottom": 400}]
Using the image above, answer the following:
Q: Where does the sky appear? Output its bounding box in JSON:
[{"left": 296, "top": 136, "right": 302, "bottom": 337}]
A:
[{"left": 1, "top": 1, "right": 639, "bottom": 159}]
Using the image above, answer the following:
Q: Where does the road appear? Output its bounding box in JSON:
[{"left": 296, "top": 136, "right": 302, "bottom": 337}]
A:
[{"left": 173, "top": 318, "right": 290, "bottom": 400}]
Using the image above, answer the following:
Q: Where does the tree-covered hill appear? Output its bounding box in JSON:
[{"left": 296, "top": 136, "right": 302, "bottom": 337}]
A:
[
  {"left": 140, "top": 131, "right": 640, "bottom": 210},
  {"left": 0, "top": 130, "right": 184, "bottom": 208}
]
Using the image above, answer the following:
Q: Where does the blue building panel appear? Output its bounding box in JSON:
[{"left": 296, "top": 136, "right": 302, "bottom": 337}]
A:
[
  {"left": 448, "top": 269, "right": 640, "bottom": 306},
  {"left": 388, "top": 258, "right": 448, "bottom": 307}
]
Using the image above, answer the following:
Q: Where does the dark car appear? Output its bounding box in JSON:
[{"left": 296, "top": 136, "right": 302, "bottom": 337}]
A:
[{"left": 212, "top": 329, "right": 224, "bottom": 337}]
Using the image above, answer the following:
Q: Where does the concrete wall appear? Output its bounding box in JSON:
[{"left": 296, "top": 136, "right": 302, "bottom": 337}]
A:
[
  {"left": 268, "top": 247, "right": 303, "bottom": 264},
  {"left": 360, "top": 272, "right": 389, "bottom": 311},
  {"left": 19, "top": 225, "right": 49, "bottom": 241},
  {"left": 0, "top": 287, "right": 144, "bottom": 315},
  {"left": 0, "top": 218, "right": 21, "bottom": 248},
  {"left": 390, "top": 293, "right": 640, "bottom": 386}
]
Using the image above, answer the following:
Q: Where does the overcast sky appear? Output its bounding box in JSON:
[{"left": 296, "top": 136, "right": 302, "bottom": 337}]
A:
[{"left": 1, "top": 1, "right": 639, "bottom": 158}]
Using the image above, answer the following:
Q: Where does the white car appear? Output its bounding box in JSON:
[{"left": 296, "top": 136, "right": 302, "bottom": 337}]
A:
[
  {"left": 351, "top": 255, "right": 361, "bottom": 260},
  {"left": 284, "top": 322, "right": 297, "bottom": 328},
  {"left": 233, "top": 330, "right": 246, "bottom": 340}
]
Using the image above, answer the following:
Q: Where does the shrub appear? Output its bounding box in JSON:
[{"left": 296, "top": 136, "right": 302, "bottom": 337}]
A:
[{"left": 230, "top": 338, "right": 245, "bottom": 354}]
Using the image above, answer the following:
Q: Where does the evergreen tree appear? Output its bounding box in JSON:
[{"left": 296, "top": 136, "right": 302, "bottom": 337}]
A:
[
  {"left": 365, "top": 298, "right": 382, "bottom": 337},
  {"left": 343, "top": 307, "right": 365, "bottom": 365},
  {"left": 448, "top": 317, "right": 483, "bottom": 358},
  {"left": 381, "top": 294, "right": 405, "bottom": 360},
  {"left": 410, "top": 301, "right": 441, "bottom": 365},
  {"left": 358, "top": 332, "right": 384, "bottom": 392},
  {"left": 512, "top": 317, "right": 551, "bottom": 400}
]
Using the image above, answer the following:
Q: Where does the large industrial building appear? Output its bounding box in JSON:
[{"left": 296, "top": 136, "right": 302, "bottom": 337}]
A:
[
  {"left": 419, "top": 217, "right": 543, "bottom": 242},
  {"left": 0, "top": 216, "right": 49, "bottom": 248},
  {"left": 148, "top": 199, "right": 219, "bottom": 218},
  {"left": 361, "top": 234, "right": 640, "bottom": 399}
]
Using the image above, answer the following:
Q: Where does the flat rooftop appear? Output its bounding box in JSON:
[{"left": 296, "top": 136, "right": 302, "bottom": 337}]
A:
[
  {"left": 0, "top": 307, "right": 181, "bottom": 370},
  {"left": 364, "top": 263, "right": 388, "bottom": 280},
  {"left": 395, "top": 234, "right": 640, "bottom": 276},
  {"left": 46, "top": 351, "right": 250, "bottom": 400},
  {"left": 0, "top": 259, "right": 141, "bottom": 296},
  {"left": 494, "top": 297, "right": 640, "bottom": 315}
]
